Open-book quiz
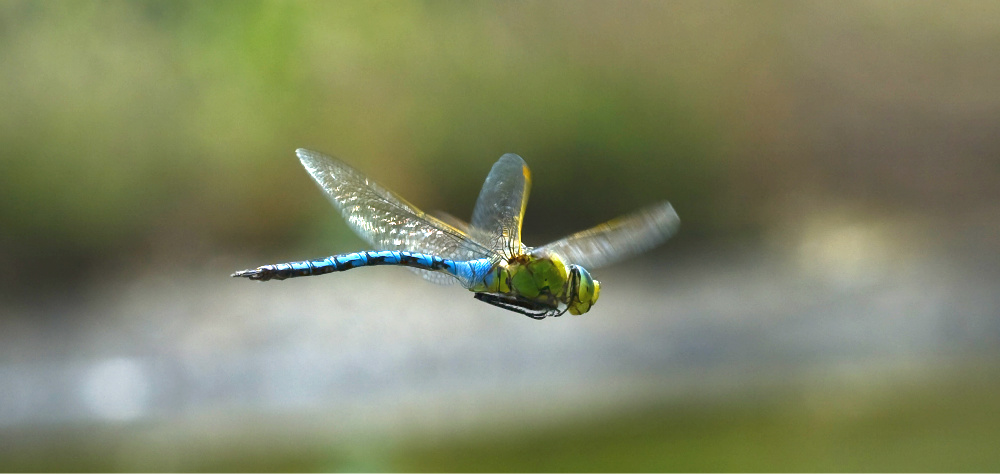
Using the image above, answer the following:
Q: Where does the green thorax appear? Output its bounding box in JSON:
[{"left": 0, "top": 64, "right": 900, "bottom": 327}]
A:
[{"left": 476, "top": 250, "right": 601, "bottom": 315}]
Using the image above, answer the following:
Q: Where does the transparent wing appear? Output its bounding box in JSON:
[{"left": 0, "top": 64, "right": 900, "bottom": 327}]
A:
[
  {"left": 423, "top": 211, "right": 479, "bottom": 284},
  {"left": 469, "top": 153, "right": 531, "bottom": 259},
  {"left": 432, "top": 210, "right": 471, "bottom": 235},
  {"left": 536, "top": 201, "right": 680, "bottom": 270},
  {"left": 410, "top": 268, "right": 462, "bottom": 286},
  {"left": 296, "top": 149, "right": 499, "bottom": 286}
]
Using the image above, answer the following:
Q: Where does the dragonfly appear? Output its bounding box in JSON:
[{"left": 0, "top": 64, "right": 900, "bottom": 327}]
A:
[{"left": 233, "top": 149, "right": 680, "bottom": 319}]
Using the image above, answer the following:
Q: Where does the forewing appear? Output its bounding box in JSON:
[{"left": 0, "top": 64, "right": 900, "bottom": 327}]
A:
[
  {"left": 469, "top": 153, "right": 531, "bottom": 259},
  {"left": 296, "top": 149, "right": 497, "bottom": 285},
  {"left": 536, "top": 201, "right": 680, "bottom": 269}
]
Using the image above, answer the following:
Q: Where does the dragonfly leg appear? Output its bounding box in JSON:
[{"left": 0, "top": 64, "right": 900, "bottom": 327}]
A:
[{"left": 474, "top": 293, "right": 563, "bottom": 320}]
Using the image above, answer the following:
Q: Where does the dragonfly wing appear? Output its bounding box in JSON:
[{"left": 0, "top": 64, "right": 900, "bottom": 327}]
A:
[
  {"left": 296, "top": 149, "right": 497, "bottom": 286},
  {"left": 415, "top": 212, "right": 474, "bottom": 285},
  {"left": 410, "top": 268, "right": 463, "bottom": 285},
  {"left": 469, "top": 153, "right": 531, "bottom": 259},
  {"left": 536, "top": 201, "right": 680, "bottom": 269},
  {"left": 432, "top": 210, "right": 471, "bottom": 235}
]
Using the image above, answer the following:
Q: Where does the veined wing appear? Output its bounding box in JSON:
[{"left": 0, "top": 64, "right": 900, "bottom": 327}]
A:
[
  {"left": 430, "top": 211, "right": 478, "bottom": 276},
  {"left": 296, "top": 149, "right": 499, "bottom": 285},
  {"left": 469, "top": 153, "right": 531, "bottom": 259},
  {"left": 536, "top": 201, "right": 680, "bottom": 269},
  {"left": 433, "top": 210, "right": 471, "bottom": 235}
]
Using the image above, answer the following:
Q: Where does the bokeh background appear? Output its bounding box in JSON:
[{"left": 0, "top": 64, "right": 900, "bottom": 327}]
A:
[{"left": 2, "top": 1, "right": 1000, "bottom": 471}]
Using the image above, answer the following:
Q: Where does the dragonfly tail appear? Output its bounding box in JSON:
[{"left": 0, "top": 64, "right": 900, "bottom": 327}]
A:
[
  {"left": 230, "top": 260, "right": 333, "bottom": 281},
  {"left": 232, "top": 250, "right": 467, "bottom": 282}
]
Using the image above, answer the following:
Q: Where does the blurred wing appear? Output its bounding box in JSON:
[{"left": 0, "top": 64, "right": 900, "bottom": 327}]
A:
[
  {"left": 469, "top": 153, "right": 531, "bottom": 259},
  {"left": 296, "top": 149, "right": 498, "bottom": 285},
  {"left": 432, "top": 210, "right": 471, "bottom": 235},
  {"left": 536, "top": 201, "right": 680, "bottom": 269}
]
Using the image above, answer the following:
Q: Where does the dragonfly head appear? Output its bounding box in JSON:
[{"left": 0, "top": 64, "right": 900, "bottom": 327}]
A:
[{"left": 565, "top": 264, "right": 601, "bottom": 315}]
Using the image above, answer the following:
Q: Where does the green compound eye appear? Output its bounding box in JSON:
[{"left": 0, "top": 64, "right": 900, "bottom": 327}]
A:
[{"left": 567, "top": 265, "right": 600, "bottom": 315}]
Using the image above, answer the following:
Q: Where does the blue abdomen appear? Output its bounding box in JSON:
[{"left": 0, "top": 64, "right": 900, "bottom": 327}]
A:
[{"left": 232, "top": 250, "right": 472, "bottom": 282}]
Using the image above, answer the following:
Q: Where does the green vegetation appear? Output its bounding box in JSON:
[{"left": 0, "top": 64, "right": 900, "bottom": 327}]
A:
[
  {"left": 393, "top": 370, "right": 1000, "bottom": 472},
  {"left": 0, "top": 1, "right": 738, "bottom": 289},
  {"left": 5, "top": 0, "right": 996, "bottom": 283}
]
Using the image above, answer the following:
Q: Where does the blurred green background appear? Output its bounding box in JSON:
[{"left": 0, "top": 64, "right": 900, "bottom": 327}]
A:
[{"left": 2, "top": 0, "right": 999, "bottom": 471}]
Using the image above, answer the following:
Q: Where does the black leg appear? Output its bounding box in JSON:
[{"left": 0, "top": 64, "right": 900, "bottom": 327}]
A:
[{"left": 474, "top": 293, "right": 564, "bottom": 319}]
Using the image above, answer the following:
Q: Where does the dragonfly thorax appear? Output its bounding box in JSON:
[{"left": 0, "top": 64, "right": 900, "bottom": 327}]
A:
[{"left": 485, "top": 250, "right": 600, "bottom": 316}]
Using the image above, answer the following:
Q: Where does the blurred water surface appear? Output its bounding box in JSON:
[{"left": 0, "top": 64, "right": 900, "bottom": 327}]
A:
[{"left": 1, "top": 1, "right": 999, "bottom": 471}]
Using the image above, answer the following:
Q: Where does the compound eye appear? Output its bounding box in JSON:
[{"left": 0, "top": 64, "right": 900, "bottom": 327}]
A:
[
  {"left": 566, "top": 265, "right": 582, "bottom": 295},
  {"left": 566, "top": 265, "right": 597, "bottom": 315}
]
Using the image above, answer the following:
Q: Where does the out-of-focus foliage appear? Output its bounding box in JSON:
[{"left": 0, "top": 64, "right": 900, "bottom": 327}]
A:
[
  {"left": 4, "top": 1, "right": 999, "bottom": 287},
  {"left": 0, "top": 1, "right": 727, "bottom": 288}
]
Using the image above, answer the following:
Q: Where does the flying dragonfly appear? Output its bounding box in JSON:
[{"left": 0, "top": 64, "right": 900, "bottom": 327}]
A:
[{"left": 233, "top": 149, "right": 680, "bottom": 319}]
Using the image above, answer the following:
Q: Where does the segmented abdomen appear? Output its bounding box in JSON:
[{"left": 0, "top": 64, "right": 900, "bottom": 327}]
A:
[{"left": 232, "top": 250, "right": 461, "bottom": 281}]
